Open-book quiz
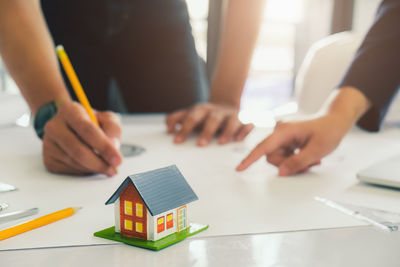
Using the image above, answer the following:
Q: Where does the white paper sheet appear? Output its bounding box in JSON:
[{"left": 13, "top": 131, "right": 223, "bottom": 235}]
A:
[{"left": 1, "top": 117, "right": 400, "bottom": 250}]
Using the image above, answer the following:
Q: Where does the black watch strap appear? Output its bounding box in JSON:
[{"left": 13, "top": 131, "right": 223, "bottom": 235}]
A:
[{"left": 33, "top": 101, "right": 59, "bottom": 139}]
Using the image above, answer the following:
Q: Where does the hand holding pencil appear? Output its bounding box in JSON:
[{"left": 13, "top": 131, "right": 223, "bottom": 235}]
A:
[{"left": 40, "top": 46, "right": 123, "bottom": 176}]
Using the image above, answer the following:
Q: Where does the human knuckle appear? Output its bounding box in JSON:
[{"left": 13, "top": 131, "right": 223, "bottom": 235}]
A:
[
  {"left": 198, "top": 103, "right": 210, "bottom": 109},
  {"left": 71, "top": 101, "right": 82, "bottom": 110},
  {"left": 186, "top": 114, "right": 200, "bottom": 125},
  {"left": 206, "top": 103, "right": 215, "bottom": 109},
  {"left": 209, "top": 112, "right": 221, "bottom": 122},
  {"left": 102, "top": 111, "right": 113, "bottom": 118},
  {"left": 266, "top": 156, "right": 275, "bottom": 164},
  {"left": 64, "top": 102, "right": 79, "bottom": 114},
  {"left": 76, "top": 119, "right": 95, "bottom": 134},
  {"left": 104, "top": 111, "right": 120, "bottom": 122},
  {"left": 192, "top": 104, "right": 204, "bottom": 111},
  {"left": 276, "top": 121, "right": 288, "bottom": 129},
  {"left": 57, "top": 103, "right": 68, "bottom": 114},
  {"left": 230, "top": 122, "right": 241, "bottom": 131},
  {"left": 99, "top": 144, "right": 113, "bottom": 158},
  {"left": 267, "top": 159, "right": 279, "bottom": 167}
]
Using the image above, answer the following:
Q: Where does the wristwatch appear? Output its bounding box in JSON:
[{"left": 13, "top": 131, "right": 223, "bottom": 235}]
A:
[{"left": 33, "top": 101, "right": 59, "bottom": 139}]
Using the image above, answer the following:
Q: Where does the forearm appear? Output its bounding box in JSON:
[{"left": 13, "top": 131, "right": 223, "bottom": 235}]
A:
[
  {"left": 0, "top": 0, "right": 70, "bottom": 114},
  {"left": 210, "top": 0, "right": 266, "bottom": 108},
  {"left": 324, "top": 86, "right": 371, "bottom": 132},
  {"left": 338, "top": 1, "right": 400, "bottom": 131}
]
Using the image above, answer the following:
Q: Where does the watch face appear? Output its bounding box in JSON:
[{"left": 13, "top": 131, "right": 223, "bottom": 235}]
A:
[{"left": 34, "top": 102, "right": 58, "bottom": 139}]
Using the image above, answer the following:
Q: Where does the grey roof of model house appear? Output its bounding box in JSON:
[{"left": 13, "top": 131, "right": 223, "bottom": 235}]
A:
[{"left": 105, "top": 165, "right": 198, "bottom": 216}]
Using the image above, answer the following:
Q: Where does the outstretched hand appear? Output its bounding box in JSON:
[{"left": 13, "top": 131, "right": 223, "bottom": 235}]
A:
[
  {"left": 236, "top": 115, "right": 349, "bottom": 175},
  {"left": 166, "top": 103, "right": 254, "bottom": 146}
]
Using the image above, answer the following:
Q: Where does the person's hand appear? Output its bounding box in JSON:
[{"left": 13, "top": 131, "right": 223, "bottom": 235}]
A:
[
  {"left": 236, "top": 114, "right": 350, "bottom": 176},
  {"left": 166, "top": 103, "right": 254, "bottom": 146},
  {"left": 42, "top": 101, "right": 123, "bottom": 176}
]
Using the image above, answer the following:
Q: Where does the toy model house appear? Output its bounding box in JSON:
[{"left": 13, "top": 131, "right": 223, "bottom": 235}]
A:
[{"left": 105, "top": 165, "right": 199, "bottom": 241}]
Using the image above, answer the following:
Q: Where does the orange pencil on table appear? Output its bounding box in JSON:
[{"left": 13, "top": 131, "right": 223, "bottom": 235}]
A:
[
  {"left": 0, "top": 207, "right": 81, "bottom": 241},
  {"left": 56, "top": 45, "right": 99, "bottom": 126}
]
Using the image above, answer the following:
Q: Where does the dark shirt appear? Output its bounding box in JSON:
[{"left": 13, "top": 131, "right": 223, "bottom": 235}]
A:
[
  {"left": 41, "top": 0, "right": 208, "bottom": 113},
  {"left": 339, "top": 0, "right": 400, "bottom": 131}
]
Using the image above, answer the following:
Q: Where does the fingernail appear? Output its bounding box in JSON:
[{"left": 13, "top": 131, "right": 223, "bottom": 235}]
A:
[
  {"left": 109, "top": 155, "right": 120, "bottom": 167},
  {"left": 198, "top": 138, "right": 208, "bottom": 146},
  {"left": 279, "top": 166, "right": 290, "bottom": 176},
  {"left": 113, "top": 138, "right": 121, "bottom": 149},
  {"left": 236, "top": 160, "right": 246, "bottom": 171},
  {"left": 174, "top": 136, "right": 183, "bottom": 143},
  {"left": 236, "top": 135, "right": 245, "bottom": 141},
  {"left": 106, "top": 168, "right": 116, "bottom": 177}
]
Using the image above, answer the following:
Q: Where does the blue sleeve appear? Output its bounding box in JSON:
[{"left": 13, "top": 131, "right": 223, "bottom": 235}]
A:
[{"left": 338, "top": 0, "right": 400, "bottom": 131}]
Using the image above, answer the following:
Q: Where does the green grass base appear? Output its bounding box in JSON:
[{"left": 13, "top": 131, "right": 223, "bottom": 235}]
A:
[{"left": 94, "top": 223, "right": 208, "bottom": 251}]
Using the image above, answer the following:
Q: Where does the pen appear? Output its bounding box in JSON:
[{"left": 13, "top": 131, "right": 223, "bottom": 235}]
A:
[
  {"left": 55, "top": 45, "right": 99, "bottom": 126},
  {"left": 0, "top": 207, "right": 81, "bottom": 241},
  {"left": 0, "top": 208, "right": 39, "bottom": 224}
]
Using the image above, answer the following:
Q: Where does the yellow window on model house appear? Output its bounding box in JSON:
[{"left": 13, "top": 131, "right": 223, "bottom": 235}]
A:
[
  {"left": 136, "top": 203, "right": 143, "bottom": 217},
  {"left": 136, "top": 222, "right": 143, "bottom": 233},
  {"left": 124, "top": 219, "right": 133, "bottom": 231},
  {"left": 167, "top": 213, "right": 173, "bottom": 229},
  {"left": 157, "top": 216, "right": 165, "bottom": 233},
  {"left": 124, "top": 201, "right": 133, "bottom": 215}
]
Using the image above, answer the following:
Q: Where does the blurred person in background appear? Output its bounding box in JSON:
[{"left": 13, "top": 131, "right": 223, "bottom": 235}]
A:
[{"left": 0, "top": 0, "right": 266, "bottom": 176}]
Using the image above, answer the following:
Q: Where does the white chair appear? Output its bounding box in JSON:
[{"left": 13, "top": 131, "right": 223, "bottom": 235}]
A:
[
  {"left": 294, "top": 31, "right": 362, "bottom": 114},
  {"left": 293, "top": 31, "right": 400, "bottom": 124}
]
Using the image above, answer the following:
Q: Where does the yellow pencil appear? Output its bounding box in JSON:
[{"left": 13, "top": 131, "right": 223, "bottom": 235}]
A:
[
  {"left": 56, "top": 45, "right": 99, "bottom": 127},
  {"left": 0, "top": 207, "right": 81, "bottom": 241}
]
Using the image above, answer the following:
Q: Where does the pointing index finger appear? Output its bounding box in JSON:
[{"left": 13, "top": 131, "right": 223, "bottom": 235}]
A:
[
  {"left": 235, "top": 130, "right": 288, "bottom": 171},
  {"left": 236, "top": 141, "right": 268, "bottom": 171}
]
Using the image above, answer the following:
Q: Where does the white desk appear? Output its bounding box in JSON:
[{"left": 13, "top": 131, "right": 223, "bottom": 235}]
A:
[
  {"left": 2, "top": 226, "right": 400, "bottom": 267},
  {"left": 1, "top": 101, "right": 400, "bottom": 266}
]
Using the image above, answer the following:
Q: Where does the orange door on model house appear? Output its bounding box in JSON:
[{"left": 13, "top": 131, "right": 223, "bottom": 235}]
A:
[{"left": 119, "top": 183, "right": 147, "bottom": 239}]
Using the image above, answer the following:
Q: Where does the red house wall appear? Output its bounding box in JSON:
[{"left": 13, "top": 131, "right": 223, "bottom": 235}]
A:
[{"left": 119, "top": 183, "right": 147, "bottom": 239}]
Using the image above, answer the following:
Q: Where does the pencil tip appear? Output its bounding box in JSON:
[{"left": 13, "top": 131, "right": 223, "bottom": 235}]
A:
[{"left": 73, "top": 207, "right": 82, "bottom": 213}]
